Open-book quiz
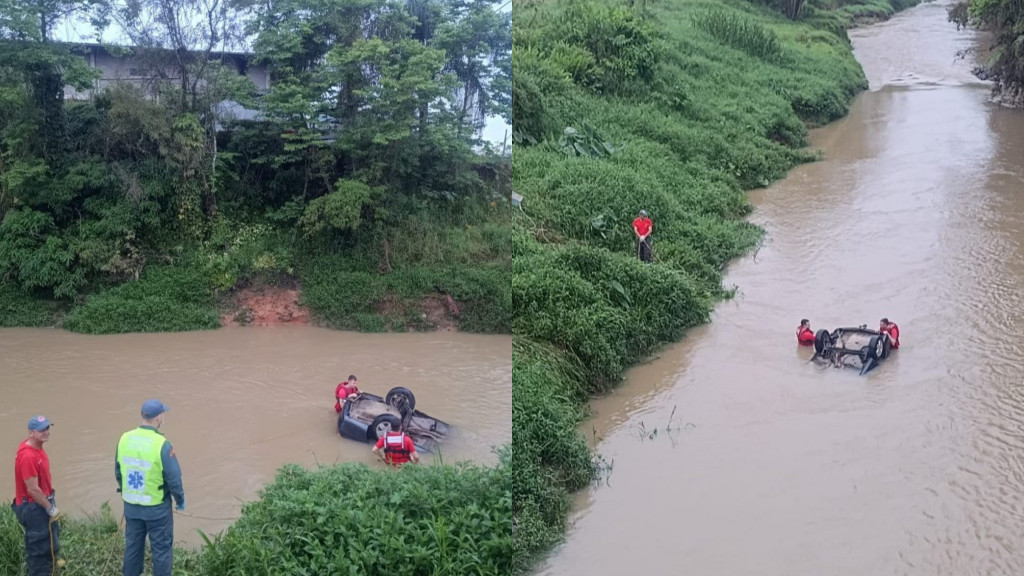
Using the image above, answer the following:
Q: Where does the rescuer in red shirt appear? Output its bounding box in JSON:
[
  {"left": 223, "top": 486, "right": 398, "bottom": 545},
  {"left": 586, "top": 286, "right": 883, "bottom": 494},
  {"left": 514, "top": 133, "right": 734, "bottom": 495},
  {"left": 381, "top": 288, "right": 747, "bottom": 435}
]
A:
[
  {"left": 879, "top": 318, "right": 900, "bottom": 349},
  {"left": 796, "top": 319, "right": 815, "bottom": 346},
  {"left": 334, "top": 375, "right": 361, "bottom": 413},
  {"left": 372, "top": 420, "right": 420, "bottom": 467},
  {"left": 12, "top": 415, "right": 62, "bottom": 576},
  {"left": 633, "top": 209, "right": 653, "bottom": 263}
]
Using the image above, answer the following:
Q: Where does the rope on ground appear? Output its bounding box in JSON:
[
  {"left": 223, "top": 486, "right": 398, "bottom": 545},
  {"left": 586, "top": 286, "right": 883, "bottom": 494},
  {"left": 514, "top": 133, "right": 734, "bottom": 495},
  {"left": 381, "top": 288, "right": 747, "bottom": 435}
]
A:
[{"left": 174, "top": 511, "right": 241, "bottom": 521}]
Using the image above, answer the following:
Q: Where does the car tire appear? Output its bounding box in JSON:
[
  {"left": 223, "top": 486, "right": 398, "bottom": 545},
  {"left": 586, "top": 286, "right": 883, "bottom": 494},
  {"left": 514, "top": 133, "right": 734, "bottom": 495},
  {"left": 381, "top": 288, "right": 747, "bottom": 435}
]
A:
[
  {"left": 882, "top": 335, "right": 892, "bottom": 359},
  {"left": 369, "top": 413, "right": 402, "bottom": 442},
  {"left": 814, "top": 329, "right": 831, "bottom": 355},
  {"left": 385, "top": 387, "right": 416, "bottom": 414},
  {"left": 867, "top": 335, "right": 884, "bottom": 360}
]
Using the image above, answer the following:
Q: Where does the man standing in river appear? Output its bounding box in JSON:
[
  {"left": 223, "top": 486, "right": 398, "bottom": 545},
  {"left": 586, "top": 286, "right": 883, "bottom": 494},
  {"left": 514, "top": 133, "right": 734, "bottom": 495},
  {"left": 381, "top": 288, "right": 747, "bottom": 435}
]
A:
[
  {"left": 372, "top": 420, "right": 420, "bottom": 467},
  {"left": 796, "top": 319, "right": 815, "bottom": 346},
  {"left": 116, "top": 399, "right": 185, "bottom": 576},
  {"left": 334, "top": 374, "right": 360, "bottom": 413},
  {"left": 12, "top": 415, "right": 61, "bottom": 576}
]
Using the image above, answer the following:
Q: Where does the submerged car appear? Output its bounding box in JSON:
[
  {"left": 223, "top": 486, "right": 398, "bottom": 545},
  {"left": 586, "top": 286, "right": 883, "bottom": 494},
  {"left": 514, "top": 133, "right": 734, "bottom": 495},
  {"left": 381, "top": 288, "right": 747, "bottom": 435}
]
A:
[
  {"left": 811, "top": 325, "right": 892, "bottom": 375},
  {"left": 337, "top": 386, "right": 451, "bottom": 453}
]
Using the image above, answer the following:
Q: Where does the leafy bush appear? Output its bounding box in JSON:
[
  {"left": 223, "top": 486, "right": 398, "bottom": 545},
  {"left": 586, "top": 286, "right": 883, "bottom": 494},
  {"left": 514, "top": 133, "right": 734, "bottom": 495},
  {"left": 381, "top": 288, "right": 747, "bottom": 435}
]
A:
[
  {"left": 0, "top": 284, "right": 60, "bottom": 327},
  {"left": 204, "top": 222, "right": 294, "bottom": 291},
  {"left": 555, "top": 1, "right": 664, "bottom": 94},
  {"left": 0, "top": 209, "right": 86, "bottom": 299},
  {"left": 64, "top": 294, "right": 220, "bottom": 334},
  {"left": 63, "top": 264, "right": 220, "bottom": 334},
  {"left": 301, "top": 267, "right": 388, "bottom": 327},
  {"left": 198, "top": 463, "right": 512, "bottom": 576}
]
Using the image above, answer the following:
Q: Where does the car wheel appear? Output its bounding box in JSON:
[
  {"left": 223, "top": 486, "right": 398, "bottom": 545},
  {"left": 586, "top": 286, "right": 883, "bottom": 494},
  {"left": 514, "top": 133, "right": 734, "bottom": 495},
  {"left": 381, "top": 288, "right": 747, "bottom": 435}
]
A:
[
  {"left": 370, "top": 413, "right": 402, "bottom": 442},
  {"left": 882, "top": 335, "right": 892, "bottom": 359},
  {"left": 814, "top": 329, "right": 831, "bottom": 355},
  {"left": 867, "top": 335, "right": 884, "bottom": 360},
  {"left": 385, "top": 387, "right": 416, "bottom": 415}
]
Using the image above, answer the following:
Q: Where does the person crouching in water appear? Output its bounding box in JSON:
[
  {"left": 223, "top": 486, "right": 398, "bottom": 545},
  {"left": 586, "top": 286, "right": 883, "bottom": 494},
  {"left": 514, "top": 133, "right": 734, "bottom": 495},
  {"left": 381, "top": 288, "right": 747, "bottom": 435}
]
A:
[
  {"left": 372, "top": 420, "right": 420, "bottom": 467},
  {"left": 334, "top": 375, "right": 360, "bottom": 414},
  {"left": 796, "top": 319, "right": 815, "bottom": 346},
  {"left": 879, "top": 318, "right": 900, "bottom": 349}
]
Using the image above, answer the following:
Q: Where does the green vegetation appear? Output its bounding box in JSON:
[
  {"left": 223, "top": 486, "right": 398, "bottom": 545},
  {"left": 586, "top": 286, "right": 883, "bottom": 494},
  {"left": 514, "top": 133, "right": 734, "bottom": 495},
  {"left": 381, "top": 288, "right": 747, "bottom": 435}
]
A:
[
  {"left": 0, "top": 0, "right": 512, "bottom": 335},
  {"left": 511, "top": 0, "right": 918, "bottom": 571},
  {"left": 948, "top": 0, "right": 1024, "bottom": 99},
  {"left": 64, "top": 264, "right": 220, "bottom": 334},
  {"left": 199, "top": 463, "right": 512, "bottom": 575},
  {"left": 0, "top": 0, "right": 515, "bottom": 574},
  {"left": 0, "top": 503, "right": 203, "bottom": 576},
  {"left": 0, "top": 462, "right": 511, "bottom": 576}
]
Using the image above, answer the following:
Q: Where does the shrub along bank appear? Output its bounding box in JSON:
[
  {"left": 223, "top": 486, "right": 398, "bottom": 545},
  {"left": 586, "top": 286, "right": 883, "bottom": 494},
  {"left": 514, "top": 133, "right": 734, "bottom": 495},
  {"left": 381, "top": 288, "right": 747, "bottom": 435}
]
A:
[
  {"left": 510, "top": 0, "right": 919, "bottom": 570},
  {"left": 0, "top": 461, "right": 512, "bottom": 576}
]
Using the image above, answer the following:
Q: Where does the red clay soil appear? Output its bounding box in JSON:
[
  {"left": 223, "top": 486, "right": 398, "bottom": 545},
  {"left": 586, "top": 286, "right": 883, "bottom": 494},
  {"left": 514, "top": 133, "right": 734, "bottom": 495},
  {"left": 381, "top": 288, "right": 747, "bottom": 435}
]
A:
[
  {"left": 220, "top": 285, "right": 311, "bottom": 327},
  {"left": 221, "top": 283, "right": 460, "bottom": 331},
  {"left": 421, "top": 293, "right": 459, "bottom": 331}
]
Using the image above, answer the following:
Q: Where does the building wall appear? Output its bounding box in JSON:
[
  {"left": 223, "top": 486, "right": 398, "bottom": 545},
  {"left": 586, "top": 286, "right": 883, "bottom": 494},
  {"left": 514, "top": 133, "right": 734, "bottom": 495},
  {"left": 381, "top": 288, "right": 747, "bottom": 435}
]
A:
[{"left": 64, "top": 45, "right": 270, "bottom": 100}]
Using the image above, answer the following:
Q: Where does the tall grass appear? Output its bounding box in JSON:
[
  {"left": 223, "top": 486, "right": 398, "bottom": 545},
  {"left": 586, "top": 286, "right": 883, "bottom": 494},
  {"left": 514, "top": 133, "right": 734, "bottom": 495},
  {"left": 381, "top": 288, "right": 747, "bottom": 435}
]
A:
[
  {"left": 511, "top": 0, "right": 920, "bottom": 571},
  {"left": 692, "top": 10, "right": 782, "bottom": 61},
  {"left": 0, "top": 503, "right": 203, "bottom": 576}
]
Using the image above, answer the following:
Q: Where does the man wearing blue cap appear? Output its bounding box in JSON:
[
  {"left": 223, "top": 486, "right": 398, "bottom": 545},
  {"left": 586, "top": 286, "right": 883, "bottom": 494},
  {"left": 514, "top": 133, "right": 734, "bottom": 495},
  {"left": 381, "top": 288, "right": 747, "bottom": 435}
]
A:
[
  {"left": 11, "top": 415, "right": 61, "bottom": 576},
  {"left": 115, "top": 400, "right": 185, "bottom": 576}
]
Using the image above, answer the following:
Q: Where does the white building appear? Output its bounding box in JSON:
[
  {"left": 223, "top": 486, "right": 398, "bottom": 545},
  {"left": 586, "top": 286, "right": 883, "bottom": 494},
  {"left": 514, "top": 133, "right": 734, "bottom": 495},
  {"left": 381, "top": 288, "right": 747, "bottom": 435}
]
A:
[{"left": 62, "top": 43, "right": 270, "bottom": 101}]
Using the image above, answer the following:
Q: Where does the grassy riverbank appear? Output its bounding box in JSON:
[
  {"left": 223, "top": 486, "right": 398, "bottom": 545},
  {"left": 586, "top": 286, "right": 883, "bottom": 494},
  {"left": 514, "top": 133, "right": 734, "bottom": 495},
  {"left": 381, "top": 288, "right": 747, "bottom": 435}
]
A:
[
  {"left": 0, "top": 198, "right": 513, "bottom": 335},
  {"left": 948, "top": 0, "right": 1024, "bottom": 106},
  {"left": 0, "top": 0, "right": 513, "bottom": 336},
  {"left": 510, "top": 0, "right": 918, "bottom": 571},
  {"left": 0, "top": 461, "right": 512, "bottom": 576}
]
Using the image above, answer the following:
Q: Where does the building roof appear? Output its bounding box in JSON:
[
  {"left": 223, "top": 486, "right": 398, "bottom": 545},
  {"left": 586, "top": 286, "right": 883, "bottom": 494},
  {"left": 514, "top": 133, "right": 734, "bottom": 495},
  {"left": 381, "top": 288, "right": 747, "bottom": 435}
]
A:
[{"left": 60, "top": 41, "right": 256, "bottom": 59}]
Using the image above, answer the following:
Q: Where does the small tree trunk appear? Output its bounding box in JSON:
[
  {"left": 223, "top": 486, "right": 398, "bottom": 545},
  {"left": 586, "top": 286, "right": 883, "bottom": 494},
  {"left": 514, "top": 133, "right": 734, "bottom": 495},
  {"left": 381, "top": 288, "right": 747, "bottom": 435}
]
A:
[{"left": 379, "top": 235, "right": 393, "bottom": 274}]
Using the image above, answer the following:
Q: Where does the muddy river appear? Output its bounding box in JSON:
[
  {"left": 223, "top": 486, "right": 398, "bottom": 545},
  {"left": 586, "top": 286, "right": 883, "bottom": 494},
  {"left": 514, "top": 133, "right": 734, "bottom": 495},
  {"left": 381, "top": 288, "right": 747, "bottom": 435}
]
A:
[
  {"left": 539, "top": 1, "right": 1024, "bottom": 574},
  {"left": 0, "top": 327, "right": 511, "bottom": 546}
]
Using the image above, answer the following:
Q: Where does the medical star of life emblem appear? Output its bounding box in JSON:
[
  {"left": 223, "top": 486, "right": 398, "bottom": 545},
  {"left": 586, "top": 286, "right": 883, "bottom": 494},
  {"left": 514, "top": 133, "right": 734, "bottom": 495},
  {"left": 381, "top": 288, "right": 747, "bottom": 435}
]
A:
[{"left": 128, "top": 470, "right": 145, "bottom": 490}]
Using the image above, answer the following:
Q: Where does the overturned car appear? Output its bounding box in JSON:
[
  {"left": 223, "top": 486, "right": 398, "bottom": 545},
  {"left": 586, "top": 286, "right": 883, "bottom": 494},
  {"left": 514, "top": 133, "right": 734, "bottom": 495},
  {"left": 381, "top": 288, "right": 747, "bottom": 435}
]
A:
[
  {"left": 337, "top": 386, "right": 451, "bottom": 453},
  {"left": 811, "top": 325, "right": 892, "bottom": 375}
]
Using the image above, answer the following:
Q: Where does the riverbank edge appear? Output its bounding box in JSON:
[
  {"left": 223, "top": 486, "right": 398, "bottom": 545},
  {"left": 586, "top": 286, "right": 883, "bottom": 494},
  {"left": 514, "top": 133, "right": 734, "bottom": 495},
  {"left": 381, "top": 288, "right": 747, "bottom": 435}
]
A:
[
  {"left": 0, "top": 260, "right": 512, "bottom": 335},
  {"left": 512, "top": 0, "right": 923, "bottom": 574}
]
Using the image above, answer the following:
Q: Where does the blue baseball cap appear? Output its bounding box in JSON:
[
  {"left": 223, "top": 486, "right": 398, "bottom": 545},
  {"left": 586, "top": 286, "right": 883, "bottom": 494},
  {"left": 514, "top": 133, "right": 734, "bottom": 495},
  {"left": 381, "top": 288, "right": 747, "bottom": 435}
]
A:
[
  {"left": 141, "top": 399, "right": 169, "bottom": 419},
  {"left": 27, "top": 415, "right": 52, "bottom": 431}
]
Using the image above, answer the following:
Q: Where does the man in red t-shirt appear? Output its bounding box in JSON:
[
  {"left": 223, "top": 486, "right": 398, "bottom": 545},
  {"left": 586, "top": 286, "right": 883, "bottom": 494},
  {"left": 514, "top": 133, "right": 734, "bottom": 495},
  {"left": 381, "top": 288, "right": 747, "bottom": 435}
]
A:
[
  {"left": 334, "top": 375, "right": 360, "bottom": 413},
  {"left": 879, "top": 318, "right": 900, "bottom": 349},
  {"left": 12, "top": 415, "right": 61, "bottom": 576},
  {"left": 632, "top": 209, "right": 654, "bottom": 263},
  {"left": 796, "top": 319, "right": 815, "bottom": 346},
  {"left": 371, "top": 420, "right": 420, "bottom": 467}
]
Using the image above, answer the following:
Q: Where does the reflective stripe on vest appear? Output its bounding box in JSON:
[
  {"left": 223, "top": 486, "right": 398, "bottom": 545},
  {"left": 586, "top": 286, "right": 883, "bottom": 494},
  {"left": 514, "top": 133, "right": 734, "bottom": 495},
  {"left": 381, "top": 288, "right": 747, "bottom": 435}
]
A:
[
  {"left": 117, "top": 428, "right": 165, "bottom": 506},
  {"left": 383, "top": 432, "right": 411, "bottom": 463}
]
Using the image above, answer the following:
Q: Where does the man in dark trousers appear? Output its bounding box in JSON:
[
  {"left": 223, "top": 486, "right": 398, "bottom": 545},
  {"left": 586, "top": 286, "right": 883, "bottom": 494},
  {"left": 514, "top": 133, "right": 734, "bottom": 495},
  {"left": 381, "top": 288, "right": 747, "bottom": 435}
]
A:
[
  {"left": 633, "top": 209, "right": 654, "bottom": 262},
  {"left": 12, "top": 415, "right": 61, "bottom": 576},
  {"left": 116, "top": 399, "right": 185, "bottom": 576}
]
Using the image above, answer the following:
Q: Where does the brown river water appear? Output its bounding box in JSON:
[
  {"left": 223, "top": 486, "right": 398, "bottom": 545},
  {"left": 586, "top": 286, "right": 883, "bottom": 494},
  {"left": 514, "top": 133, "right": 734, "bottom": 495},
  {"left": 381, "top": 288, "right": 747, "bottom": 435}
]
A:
[
  {"left": 539, "top": 1, "right": 1024, "bottom": 575},
  {"left": 0, "top": 327, "right": 511, "bottom": 547}
]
